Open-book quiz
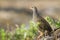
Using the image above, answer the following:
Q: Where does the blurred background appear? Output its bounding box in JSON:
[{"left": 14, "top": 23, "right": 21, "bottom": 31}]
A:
[
  {"left": 0, "top": 0, "right": 60, "bottom": 31},
  {"left": 0, "top": 0, "right": 60, "bottom": 30},
  {"left": 0, "top": 0, "right": 60, "bottom": 18}
]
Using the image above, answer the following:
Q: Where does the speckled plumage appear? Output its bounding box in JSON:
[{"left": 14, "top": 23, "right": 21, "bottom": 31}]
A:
[{"left": 32, "top": 7, "right": 53, "bottom": 36}]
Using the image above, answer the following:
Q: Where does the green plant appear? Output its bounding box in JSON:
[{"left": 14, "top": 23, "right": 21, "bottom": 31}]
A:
[
  {"left": 25, "top": 21, "right": 39, "bottom": 40},
  {"left": 11, "top": 21, "right": 40, "bottom": 40},
  {"left": 0, "top": 21, "right": 39, "bottom": 40},
  {"left": 12, "top": 24, "right": 26, "bottom": 40},
  {"left": 0, "top": 29, "right": 6, "bottom": 40},
  {"left": 45, "top": 16, "right": 60, "bottom": 28}
]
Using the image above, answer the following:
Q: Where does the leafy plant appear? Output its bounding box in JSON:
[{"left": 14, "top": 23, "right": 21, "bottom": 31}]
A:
[
  {"left": 0, "top": 29, "right": 6, "bottom": 40},
  {"left": 11, "top": 21, "right": 40, "bottom": 40},
  {"left": 45, "top": 16, "right": 60, "bottom": 28}
]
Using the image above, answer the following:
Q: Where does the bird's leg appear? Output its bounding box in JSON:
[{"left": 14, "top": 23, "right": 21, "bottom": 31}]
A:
[{"left": 37, "top": 30, "right": 44, "bottom": 40}]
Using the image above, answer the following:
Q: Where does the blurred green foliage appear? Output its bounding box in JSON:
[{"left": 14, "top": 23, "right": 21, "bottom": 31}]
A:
[
  {"left": 0, "top": 21, "right": 39, "bottom": 40},
  {"left": 45, "top": 16, "right": 60, "bottom": 28},
  {"left": 13, "top": 21, "right": 39, "bottom": 40},
  {"left": 0, "top": 29, "right": 6, "bottom": 40}
]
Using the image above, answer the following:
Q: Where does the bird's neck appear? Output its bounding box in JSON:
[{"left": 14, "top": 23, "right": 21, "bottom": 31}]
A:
[{"left": 32, "top": 8, "right": 39, "bottom": 22}]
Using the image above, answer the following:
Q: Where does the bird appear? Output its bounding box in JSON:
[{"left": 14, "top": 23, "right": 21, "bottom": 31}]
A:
[{"left": 30, "top": 6, "right": 53, "bottom": 39}]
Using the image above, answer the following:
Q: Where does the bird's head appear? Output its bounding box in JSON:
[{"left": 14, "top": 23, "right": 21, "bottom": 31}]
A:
[{"left": 30, "top": 6, "right": 37, "bottom": 13}]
